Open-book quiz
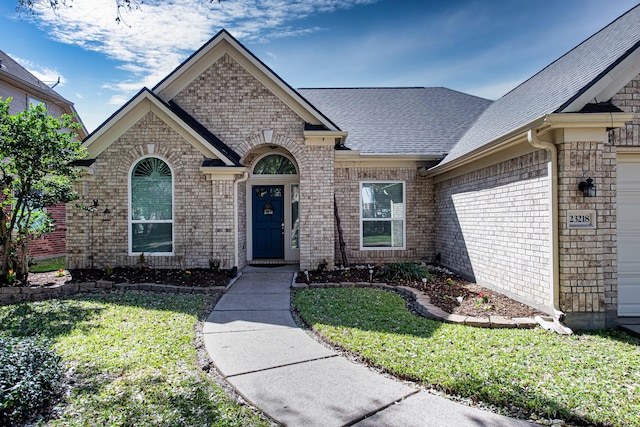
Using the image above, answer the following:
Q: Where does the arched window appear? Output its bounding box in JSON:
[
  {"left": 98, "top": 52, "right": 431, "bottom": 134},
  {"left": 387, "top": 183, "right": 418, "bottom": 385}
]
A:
[
  {"left": 130, "top": 157, "right": 173, "bottom": 254},
  {"left": 253, "top": 154, "right": 297, "bottom": 175}
]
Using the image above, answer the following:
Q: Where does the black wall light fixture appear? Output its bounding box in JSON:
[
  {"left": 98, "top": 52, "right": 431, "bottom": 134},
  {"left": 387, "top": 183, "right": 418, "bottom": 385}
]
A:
[{"left": 578, "top": 177, "right": 596, "bottom": 197}]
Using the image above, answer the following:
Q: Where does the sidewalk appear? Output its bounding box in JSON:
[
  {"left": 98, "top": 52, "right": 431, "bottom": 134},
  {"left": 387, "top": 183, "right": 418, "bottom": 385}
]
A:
[{"left": 203, "top": 266, "right": 537, "bottom": 427}]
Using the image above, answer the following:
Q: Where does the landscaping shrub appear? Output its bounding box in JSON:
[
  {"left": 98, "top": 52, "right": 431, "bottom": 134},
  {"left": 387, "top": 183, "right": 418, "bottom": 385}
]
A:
[
  {"left": 0, "top": 335, "right": 62, "bottom": 425},
  {"left": 376, "top": 262, "right": 431, "bottom": 281}
]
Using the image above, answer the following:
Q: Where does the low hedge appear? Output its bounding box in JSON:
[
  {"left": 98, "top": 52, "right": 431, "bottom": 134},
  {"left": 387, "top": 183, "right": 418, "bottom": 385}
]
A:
[{"left": 0, "top": 335, "right": 62, "bottom": 425}]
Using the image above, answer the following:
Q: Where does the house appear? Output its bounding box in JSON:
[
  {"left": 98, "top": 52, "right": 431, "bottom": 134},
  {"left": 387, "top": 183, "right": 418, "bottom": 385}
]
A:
[
  {"left": 0, "top": 49, "right": 87, "bottom": 259},
  {"left": 68, "top": 4, "right": 640, "bottom": 330}
]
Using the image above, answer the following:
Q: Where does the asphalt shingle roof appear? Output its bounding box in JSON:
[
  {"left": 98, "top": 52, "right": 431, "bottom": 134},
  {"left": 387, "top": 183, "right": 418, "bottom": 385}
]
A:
[
  {"left": 0, "top": 49, "right": 71, "bottom": 104},
  {"left": 298, "top": 87, "right": 491, "bottom": 156},
  {"left": 440, "top": 4, "right": 640, "bottom": 166}
]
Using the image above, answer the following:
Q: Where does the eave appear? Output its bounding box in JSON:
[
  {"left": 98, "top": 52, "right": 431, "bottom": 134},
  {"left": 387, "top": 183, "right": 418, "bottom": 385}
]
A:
[{"left": 428, "top": 112, "right": 634, "bottom": 177}]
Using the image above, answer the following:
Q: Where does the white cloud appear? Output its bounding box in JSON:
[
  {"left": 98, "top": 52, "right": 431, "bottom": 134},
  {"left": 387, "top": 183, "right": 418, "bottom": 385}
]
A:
[
  {"left": 10, "top": 55, "right": 66, "bottom": 88},
  {"left": 30, "top": 0, "right": 378, "bottom": 101},
  {"left": 108, "top": 94, "right": 130, "bottom": 105}
]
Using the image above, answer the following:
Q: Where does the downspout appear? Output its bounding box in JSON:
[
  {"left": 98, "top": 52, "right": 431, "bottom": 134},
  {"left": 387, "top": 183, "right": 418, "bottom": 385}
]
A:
[
  {"left": 233, "top": 171, "right": 249, "bottom": 273},
  {"left": 527, "top": 129, "right": 573, "bottom": 334}
]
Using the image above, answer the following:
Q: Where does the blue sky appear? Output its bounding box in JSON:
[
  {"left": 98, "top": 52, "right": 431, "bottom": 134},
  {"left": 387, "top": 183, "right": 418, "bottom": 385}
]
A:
[{"left": 2, "top": 0, "right": 638, "bottom": 132}]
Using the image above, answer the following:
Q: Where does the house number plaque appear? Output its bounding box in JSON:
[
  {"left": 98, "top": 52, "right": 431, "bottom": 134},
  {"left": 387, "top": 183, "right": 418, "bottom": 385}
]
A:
[{"left": 567, "top": 210, "right": 596, "bottom": 229}]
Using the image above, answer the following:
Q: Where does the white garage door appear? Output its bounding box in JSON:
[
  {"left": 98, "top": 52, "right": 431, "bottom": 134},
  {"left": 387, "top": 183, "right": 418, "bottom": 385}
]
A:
[{"left": 618, "top": 157, "right": 640, "bottom": 316}]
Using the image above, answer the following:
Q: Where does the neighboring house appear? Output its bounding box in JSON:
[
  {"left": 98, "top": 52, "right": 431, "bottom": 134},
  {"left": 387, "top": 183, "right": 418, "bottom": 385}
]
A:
[
  {"left": 0, "top": 49, "right": 87, "bottom": 259},
  {"left": 68, "top": 4, "right": 640, "bottom": 330}
]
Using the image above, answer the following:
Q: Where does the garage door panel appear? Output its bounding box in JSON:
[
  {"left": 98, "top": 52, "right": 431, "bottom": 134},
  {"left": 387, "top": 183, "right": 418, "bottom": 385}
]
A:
[{"left": 618, "top": 161, "right": 640, "bottom": 317}]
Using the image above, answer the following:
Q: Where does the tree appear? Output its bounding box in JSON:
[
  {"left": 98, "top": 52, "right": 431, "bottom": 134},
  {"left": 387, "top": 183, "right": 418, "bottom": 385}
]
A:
[
  {"left": 16, "top": 0, "right": 222, "bottom": 24},
  {"left": 0, "top": 98, "right": 87, "bottom": 282}
]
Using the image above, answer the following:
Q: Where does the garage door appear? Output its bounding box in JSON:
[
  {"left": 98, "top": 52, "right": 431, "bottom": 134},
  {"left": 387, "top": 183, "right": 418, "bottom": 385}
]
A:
[{"left": 618, "top": 157, "right": 640, "bottom": 316}]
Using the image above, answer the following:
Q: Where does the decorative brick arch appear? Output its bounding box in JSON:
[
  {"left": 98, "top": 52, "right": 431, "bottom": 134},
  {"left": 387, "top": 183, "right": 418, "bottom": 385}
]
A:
[{"left": 239, "top": 131, "right": 307, "bottom": 169}]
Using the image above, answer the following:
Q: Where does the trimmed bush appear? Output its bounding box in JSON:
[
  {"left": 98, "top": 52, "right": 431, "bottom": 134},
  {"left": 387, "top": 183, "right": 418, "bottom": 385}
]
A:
[
  {"left": 0, "top": 335, "right": 62, "bottom": 425},
  {"left": 376, "top": 262, "right": 431, "bottom": 281}
]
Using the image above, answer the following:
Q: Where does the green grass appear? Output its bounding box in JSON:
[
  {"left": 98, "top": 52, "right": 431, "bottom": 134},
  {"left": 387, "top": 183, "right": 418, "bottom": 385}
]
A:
[
  {"left": 0, "top": 292, "right": 271, "bottom": 426},
  {"left": 29, "top": 256, "right": 65, "bottom": 273},
  {"left": 295, "top": 287, "right": 640, "bottom": 426}
]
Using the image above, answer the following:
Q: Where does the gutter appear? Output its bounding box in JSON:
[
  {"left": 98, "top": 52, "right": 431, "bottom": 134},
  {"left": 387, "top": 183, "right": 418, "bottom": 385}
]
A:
[
  {"left": 233, "top": 171, "right": 249, "bottom": 271},
  {"left": 527, "top": 129, "right": 573, "bottom": 335}
]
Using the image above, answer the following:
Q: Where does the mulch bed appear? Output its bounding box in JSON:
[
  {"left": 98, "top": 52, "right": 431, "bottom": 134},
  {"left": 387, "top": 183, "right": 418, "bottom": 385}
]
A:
[
  {"left": 20, "top": 265, "right": 544, "bottom": 318},
  {"left": 22, "top": 267, "right": 233, "bottom": 288},
  {"left": 296, "top": 266, "right": 545, "bottom": 318}
]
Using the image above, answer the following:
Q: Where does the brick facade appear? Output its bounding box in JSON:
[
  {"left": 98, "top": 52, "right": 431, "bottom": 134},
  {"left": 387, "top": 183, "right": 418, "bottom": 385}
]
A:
[
  {"left": 556, "top": 139, "right": 616, "bottom": 328},
  {"left": 67, "top": 112, "right": 219, "bottom": 270},
  {"left": 434, "top": 150, "right": 553, "bottom": 310},
  {"left": 28, "top": 203, "right": 66, "bottom": 259},
  {"left": 334, "top": 165, "right": 434, "bottom": 266},
  {"left": 67, "top": 51, "right": 338, "bottom": 271}
]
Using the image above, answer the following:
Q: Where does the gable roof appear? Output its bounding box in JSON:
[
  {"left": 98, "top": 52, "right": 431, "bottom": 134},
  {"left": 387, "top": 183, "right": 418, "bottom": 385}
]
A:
[
  {"left": 437, "top": 4, "right": 640, "bottom": 168},
  {"left": 0, "top": 49, "right": 87, "bottom": 138},
  {"left": 83, "top": 88, "right": 242, "bottom": 166},
  {"left": 153, "top": 29, "right": 340, "bottom": 132},
  {"left": 298, "top": 87, "right": 491, "bottom": 156}
]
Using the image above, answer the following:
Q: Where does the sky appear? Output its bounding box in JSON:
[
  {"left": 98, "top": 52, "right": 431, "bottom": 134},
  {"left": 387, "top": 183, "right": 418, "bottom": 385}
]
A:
[{"left": 1, "top": 0, "right": 639, "bottom": 132}]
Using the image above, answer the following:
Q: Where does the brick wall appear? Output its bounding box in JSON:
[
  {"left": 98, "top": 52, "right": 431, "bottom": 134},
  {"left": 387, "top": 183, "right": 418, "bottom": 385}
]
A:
[
  {"left": 68, "top": 52, "right": 337, "bottom": 271},
  {"left": 434, "top": 150, "right": 553, "bottom": 310},
  {"left": 29, "top": 202, "right": 66, "bottom": 259},
  {"left": 67, "top": 112, "right": 218, "bottom": 269},
  {"left": 299, "top": 144, "right": 335, "bottom": 270},
  {"left": 173, "top": 53, "right": 306, "bottom": 153},
  {"left": 555, "top": 139, "right": 616, "bottom": 328},
  {"left": 334, "top": 165, "right": 434, "bottom": 266}
]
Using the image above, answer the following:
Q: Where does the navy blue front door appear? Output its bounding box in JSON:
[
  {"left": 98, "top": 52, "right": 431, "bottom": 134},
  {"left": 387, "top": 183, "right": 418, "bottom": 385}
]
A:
[{"left": 252, "top": 185, "right": 284, "bottom": 259}]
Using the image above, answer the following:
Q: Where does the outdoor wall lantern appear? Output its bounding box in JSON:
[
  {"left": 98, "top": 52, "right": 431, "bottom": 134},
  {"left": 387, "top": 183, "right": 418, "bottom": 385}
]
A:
[
  {"left": 578, "top": 177, "right": 596, "bottom": 197},
  {"left": 92, "top": 199, "right": 111, "bottom": 216}
]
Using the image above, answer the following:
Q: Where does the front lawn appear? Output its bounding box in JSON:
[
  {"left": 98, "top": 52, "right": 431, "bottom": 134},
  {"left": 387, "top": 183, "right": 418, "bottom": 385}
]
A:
[
  {"left": 0, "top": 292, "right": 272, "bottom": 426},
  {"left": 295, "top": 287, "right": 640, "bottom": 426}
]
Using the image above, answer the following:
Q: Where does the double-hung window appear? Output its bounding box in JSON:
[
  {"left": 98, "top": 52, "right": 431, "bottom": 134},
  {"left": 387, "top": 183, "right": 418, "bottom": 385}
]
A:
[
  {"left": 129, "top": 157, "right": 173, "bottom": 254},
  {"left": 360, "top": 182, "right": 405, "bottom": 249}
]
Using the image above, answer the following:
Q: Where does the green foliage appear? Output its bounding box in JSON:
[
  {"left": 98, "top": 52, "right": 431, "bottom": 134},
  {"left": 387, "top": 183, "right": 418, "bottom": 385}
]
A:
[
  {"left": 0, "top": 98, "right": 86, "bottom": 279},
  {"left": 0, "top": 335, "right": 62, "bottom": 425},
  {"left": 375, "top": 262, "right": 431, "bottom": 281},
  {"left": 0, "top": 294, "right": 270, "bottom": 426},
  {"left": 29, "top": 256, "right": 65, "bottom": 273},
  {"left": 295, "top": 288, "right": 640, "bottom": 426}
]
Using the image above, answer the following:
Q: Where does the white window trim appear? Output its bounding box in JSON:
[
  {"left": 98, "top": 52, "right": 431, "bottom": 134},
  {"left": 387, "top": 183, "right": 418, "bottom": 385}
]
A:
[
  {"left": 128, "top": 155, "right": 175, "bottom": 256},
  {"left": 250, "top": 152, "right": 299, "bottom": 178},
  {"left": 359, "top": 180, "right": 406, "bottom": 250},
  {"left": 28, "top": 96, "right": 47, "bottom": 109}
]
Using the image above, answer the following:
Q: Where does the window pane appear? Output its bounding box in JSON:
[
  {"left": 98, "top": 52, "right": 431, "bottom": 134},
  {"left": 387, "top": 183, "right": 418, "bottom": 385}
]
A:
[
  {"left": 254, "top": 155, "right": 297, "bottom": 174},
  {"left": 361, "top": 183, "right": 404, "bottom": 219},
  {"left": 132, "top": 223, "right": 172, "bottom": 253},
  {"left": 291, "top": 184, "right": 299, "bottom": 249},
  {"left": 131, "top": 158, "right": 172, "bottom": 220},
  {"left": 362, "top": 220, "right": 404, "bottom": 248}
]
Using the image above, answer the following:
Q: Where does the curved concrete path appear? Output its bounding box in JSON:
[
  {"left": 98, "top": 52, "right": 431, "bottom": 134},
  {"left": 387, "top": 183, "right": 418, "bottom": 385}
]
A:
[{"left": 203, "top": 266, "right": 537, "bottom": 427}]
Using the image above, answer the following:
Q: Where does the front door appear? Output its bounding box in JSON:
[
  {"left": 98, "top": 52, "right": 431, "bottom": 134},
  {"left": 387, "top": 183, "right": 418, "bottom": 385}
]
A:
[{"left": 252, "top": 185, "right": 284, "bottom": 259}]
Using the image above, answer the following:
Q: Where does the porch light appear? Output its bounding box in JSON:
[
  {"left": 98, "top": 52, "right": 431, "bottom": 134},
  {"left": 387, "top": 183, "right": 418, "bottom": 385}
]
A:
[
  {"left": 92, "top": 199, "right": 111, "bottom": 216},
  {"left": 578, "top": 177, "right": 596, "bottom": 197}
]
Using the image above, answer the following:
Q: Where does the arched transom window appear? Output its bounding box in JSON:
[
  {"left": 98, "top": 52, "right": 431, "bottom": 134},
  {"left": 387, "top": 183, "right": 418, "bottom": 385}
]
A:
[
  {"left": 130, "top": 157, "right": 173, "bottom": 254},
  {"left": 253, "top": 154, "right": 297, "bottom": 175}
]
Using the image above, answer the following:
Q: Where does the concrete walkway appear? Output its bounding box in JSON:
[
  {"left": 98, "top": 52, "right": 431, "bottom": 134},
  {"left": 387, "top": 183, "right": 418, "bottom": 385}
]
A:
[{"left": 203, "top": 266, "right": 537, "bottom": 427}]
